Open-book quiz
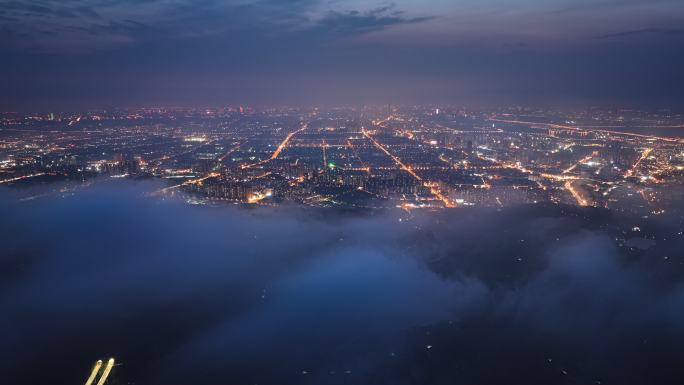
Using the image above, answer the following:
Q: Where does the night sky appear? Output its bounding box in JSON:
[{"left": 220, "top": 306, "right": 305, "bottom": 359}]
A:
[{"left": 1, "top": 0, "right": 683, "bottom": 110}]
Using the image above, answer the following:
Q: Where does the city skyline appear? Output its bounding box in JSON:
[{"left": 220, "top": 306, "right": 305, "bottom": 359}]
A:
[{"left": 2, "top": 105, "right": 683, "bottom": 213}]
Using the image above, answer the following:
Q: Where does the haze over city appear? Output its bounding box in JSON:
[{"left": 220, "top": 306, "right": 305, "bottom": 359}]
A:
[{"left": 1, "top": 1, "right": 684, "bottom": 385}]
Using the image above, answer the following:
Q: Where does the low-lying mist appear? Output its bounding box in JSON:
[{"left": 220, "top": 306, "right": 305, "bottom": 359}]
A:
[{"left": 1, "top": 181, "right": 684, "bottom": 385}]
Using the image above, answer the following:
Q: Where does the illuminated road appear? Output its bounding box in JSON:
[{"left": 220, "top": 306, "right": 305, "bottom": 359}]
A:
[
  {"left": 438, "top": 154, "right": 457, "bottom": 169},
  {"left": 476, "top": 144, "right": 600, "bottom": 194},
  {"left": 564, "top": 180, "right": 589, "bottom": 206},
  {"left": 563, "top": 155, "right": 593, "bottom": 174},
  {"left": 156, "top": 172, "right": 220, "bottom": 194},
  {"left": 150, "top": 138, "right": 216, "bottom": 163},
  {"left": 271, "top": 124, "right": 308, "bottom": 160},
  {"left": 362, "top": 129, "right": 455, "bottom": 208},
  {"left": 243, "top": 123, "right": 308, "bottom": 169},
  {"left": 0, "top": 172, "right": 47, "bottom": 184},
  {"left": 362, "top": 129, "right": 422, "bottom": 180},
  {"left": 488, "top": 118, "right": 684, "bottom": 144},
  {"left": 218, "top": 142, "right": 242, "bottom": 162},
  {"left": 84, "top": 360, "right": 103, "bottom": 385},
  {"left": 624, "top": 147, "right": 653, "bottom": 178},
  {"left": 153, "top": 140, "right": 239, "bottom": 195},
  {"left": 475, "top": 149, "right": 596, "bottom": 205},
  {"left": 540, "top": 173, "right": 580, "bottom": 181}
]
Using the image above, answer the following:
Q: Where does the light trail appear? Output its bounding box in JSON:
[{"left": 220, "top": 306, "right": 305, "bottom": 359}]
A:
[
  {"left": 84, "top": 360, "right": 103, "bottom": 385},
  {"left": 564, "top": 180, "right": 589, "bottom": 206},
  {"left": 95, "top": 358, "right": 115, "bottom": 385},
  {"left": 362, "top": 129, "right": 455, "bottom": 208},
  {"left": 624, "top": 147, "right": 653, "bottom": 178}
]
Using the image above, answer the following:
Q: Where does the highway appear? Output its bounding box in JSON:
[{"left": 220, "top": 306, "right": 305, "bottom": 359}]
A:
[
  {"left": 242, "top": 123, "right": 308, "bottom": 169},
  {"left": 0, "top": 172, "right": 47, "bottom": 184},
  {"left": 564, "top": 180, "right": 589, "bottom": 206},
  {"left": 563, "top": 155, "right": 593, "bottom": 174},
  {"left": 271, "top": 124, "right": 308, "bottom": 160},
  {"left": 156, "top": 172, "right": 220, "bottom": 195},
  {"left": 218, "top": 142, "right": 243, "bottom": 162},
  {"left": 624, "top": 147, "right": 653, "bottom": 178},
  {"left": 362, "top": 128, "right": 455, "bottom": 208}
]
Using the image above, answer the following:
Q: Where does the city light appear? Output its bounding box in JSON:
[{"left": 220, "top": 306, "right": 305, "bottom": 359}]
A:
[{"left": 0, "top": 106, "right": 681, "bottom": 212}]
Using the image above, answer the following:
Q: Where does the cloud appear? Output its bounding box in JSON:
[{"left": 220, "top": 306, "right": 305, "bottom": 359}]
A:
[
  {"left": 0, "top": 0, "right": 435, "bottom": 52},
  {"left": 1, "top": 181, "right": 684, "bottom": 384},
  {"left": 2, "top": 0, "right": 683, "bottom": 109},
  {"left": 596, "top": 27, "right": 684, "bottom": 39},
  {"left": 309, "top": 6, "right": 435, "bottom": 42}
]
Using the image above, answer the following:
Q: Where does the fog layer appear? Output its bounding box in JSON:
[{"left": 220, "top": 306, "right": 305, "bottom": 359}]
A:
[{"left": 1, "top": 182, "right": 684, "bottom": 384}]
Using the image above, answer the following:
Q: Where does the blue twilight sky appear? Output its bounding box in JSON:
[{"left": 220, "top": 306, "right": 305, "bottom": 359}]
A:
[{"left": 1, "top": 0, "right": 683, "bottom": 109}]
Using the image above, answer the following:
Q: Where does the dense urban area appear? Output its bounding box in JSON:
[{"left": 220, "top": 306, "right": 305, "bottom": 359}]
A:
[{"left": 2, "top": 106, "right": 684, "bottom": 216}]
